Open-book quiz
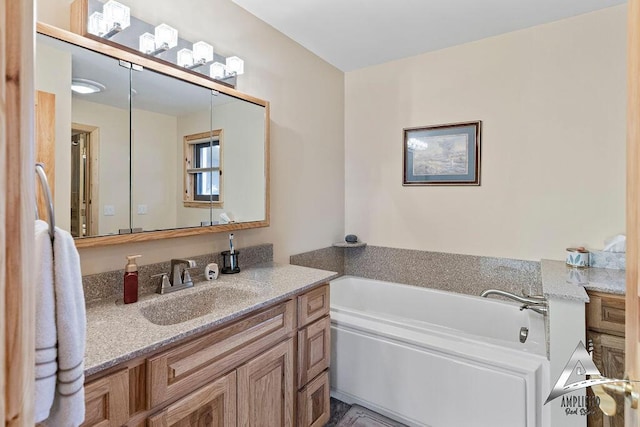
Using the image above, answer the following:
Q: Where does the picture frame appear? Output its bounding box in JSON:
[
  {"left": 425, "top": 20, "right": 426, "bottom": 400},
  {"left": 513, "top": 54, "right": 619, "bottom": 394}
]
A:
[{"left": 403, "top": 121, "right": 482, "bottom": 186}]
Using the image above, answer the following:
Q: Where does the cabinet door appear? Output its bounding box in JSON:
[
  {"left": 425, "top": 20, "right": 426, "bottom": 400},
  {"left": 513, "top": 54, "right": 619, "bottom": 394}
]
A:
[
  {"left": 298, "top": 316, "right": 330, "bottom": 388},
  {"left": 297, "top": 371, "right": 330, "bottom": 427},
  {"left": 587, "top": 331, "right": 625, "bottom": 427},
  {"left": 147, "top": 371, "right": 236, "bottom": 427},
  {"left": 82, "top": 369, "right": 129, "bottom": 427},
  {"left": 237, "top": 338, "right": 294, "bottom": 427}
]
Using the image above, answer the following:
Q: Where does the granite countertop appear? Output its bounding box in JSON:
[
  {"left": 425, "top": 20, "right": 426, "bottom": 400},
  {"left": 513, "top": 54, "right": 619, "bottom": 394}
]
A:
[
  {"left": 540, "top": 259, "right": 625, "bottom": 303},
  {"left": 84, "top": 263, "right": 337, "bottom": 377}
]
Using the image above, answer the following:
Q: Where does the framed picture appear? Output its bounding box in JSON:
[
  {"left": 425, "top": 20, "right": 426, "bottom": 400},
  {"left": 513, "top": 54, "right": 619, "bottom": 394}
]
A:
[{"left": 403, "top": 121, "right": 482, "bottom": 186}]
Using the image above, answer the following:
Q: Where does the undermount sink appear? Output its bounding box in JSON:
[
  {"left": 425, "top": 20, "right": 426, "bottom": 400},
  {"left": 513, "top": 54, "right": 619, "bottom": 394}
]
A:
[{"left": 140, "top": 285, "right": 260, "bottom": 326}]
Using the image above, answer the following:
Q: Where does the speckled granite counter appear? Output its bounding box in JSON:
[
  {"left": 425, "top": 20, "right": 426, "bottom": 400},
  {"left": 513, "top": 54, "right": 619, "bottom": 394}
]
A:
[
  {"left": 84, "top": 263, "right": 337, "bottom": 377},
  {"left": 541, "top": 259, "right": 625, "bottom": 303}
]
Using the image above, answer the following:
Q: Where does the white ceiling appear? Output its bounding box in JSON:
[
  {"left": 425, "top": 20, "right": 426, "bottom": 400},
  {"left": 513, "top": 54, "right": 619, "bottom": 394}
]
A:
[{"left": 231, "top": 0, "right": 627, "bottom": 71}]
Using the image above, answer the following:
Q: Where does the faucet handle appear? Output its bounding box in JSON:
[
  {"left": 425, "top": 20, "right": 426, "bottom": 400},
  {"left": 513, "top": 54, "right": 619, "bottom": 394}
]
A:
[
  {"left": 152, "top": 273, "right": 171, "bottom": 294},
  {"left": 182, "top": 267, "right": 195, "bottom": 285}
]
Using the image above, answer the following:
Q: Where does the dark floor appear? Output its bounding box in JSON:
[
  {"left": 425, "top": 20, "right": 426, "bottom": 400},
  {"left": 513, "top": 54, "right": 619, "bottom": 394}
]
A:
[{"left": 326, "top": 398, "right": 353, "bottom": 426}]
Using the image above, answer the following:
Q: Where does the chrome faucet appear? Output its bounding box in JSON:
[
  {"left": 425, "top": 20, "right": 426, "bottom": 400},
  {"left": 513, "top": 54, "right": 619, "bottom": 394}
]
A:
[
  {"left": 152, "top": 259, "right": 197, "bottom": 294},
  {"left": 480, "top": 289, "right": 548, "bottom": 315}
]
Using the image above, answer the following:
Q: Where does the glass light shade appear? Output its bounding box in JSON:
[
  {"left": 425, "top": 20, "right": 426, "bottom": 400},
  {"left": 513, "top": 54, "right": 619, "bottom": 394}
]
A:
[
  {"left": 103, "top": 0, "right": 130, "bottom": 30},
  {"left": 154, "top": 23, "right": 178, "bottom": 49},
  {"left": 226, "top": 56, "right": 244, "bottom": 75},
  {"left": 210, "top": 62, "right": 227, "bottom": 79},
  {"left": 139, "top": 32, "right": 156, "bottom": 53},
  {"left": 193, "top": 41, "right": 214, "bottom": 63},
  {"left": 88, "top": 11, "right": 107, "bottom": 36},
  {"left": 71, "top": 79, "right": 105, "bottom": 94},
  {"left": 177, "top": 48, "right": 194, "bottom": 67}
]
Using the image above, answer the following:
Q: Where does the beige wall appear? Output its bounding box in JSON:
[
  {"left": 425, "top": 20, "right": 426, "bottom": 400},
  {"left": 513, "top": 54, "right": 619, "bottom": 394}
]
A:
[
  {"left": 37, "top": 0, "right": 345, "bottom": 274},
  {"left": 345, "top": 5, "right": 626, "bottom": 261}
]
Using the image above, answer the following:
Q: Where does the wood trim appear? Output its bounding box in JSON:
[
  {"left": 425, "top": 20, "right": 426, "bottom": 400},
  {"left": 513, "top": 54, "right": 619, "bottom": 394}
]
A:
[
  {"left": 4, "top": 1, "right": 35, "bottom": 425},
  {"left": 73, "top": 219, "right": 269, "bottom": 248},
  {"left": 627, "top": 0, "right": 640, "bottom": 401},
  {"left": 35, "top": 91, "right": 55, "bottom": 220}
]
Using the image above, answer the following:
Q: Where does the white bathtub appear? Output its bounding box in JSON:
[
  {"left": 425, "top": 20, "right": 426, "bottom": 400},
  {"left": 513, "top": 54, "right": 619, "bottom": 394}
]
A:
[{"left": 330, "top": 276, "right": 550, "bottom": 427}]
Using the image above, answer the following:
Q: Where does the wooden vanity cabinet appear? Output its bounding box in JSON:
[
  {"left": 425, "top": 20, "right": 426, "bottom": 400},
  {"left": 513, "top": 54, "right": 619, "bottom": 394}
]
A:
[
  {"left": 586, "top": 290, "right": 625, "bottom": 427},
  {"left": 81, "top": 283, "right": 330, "bottom": 427}
]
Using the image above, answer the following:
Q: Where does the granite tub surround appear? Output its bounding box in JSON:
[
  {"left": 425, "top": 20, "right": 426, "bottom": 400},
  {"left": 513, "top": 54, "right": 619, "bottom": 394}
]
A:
[
  {"left": 82, "top": 243, "right": 273, "bottom": 303},
  {"left": 292, "top": 245, "right": 542, "bottom": 297},
  {"left": 541, "top": 259, "right": 625, "bottom": 301},
  {"left": 290, "top": 245, "right": 345, "bottom": 276},
  {"left": 84, "top": 262, "right": 337, "bottom": 376}
]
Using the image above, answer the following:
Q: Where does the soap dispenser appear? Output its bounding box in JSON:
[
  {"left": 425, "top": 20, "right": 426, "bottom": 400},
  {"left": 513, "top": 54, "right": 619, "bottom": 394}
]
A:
[{"left": 124, "top": 255, "right": 141, "bottom": 304}]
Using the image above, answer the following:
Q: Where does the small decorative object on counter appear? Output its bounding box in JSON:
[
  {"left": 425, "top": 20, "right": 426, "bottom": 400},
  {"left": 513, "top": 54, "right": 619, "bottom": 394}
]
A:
[
  {"left": 566, "top": 247, "right": 589, "bottom": 268},
  {"left": 123, "top": 254, "right": 141, "bottom": 304},
  {"left": 345, "top": 234, "right": 358, "bottom": 244},
  {"left": 205, "top": 263, "right": 219, "bottom": 280}
]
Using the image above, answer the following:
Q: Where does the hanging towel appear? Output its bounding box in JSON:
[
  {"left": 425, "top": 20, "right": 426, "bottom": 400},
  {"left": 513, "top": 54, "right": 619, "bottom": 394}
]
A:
[
  {"left": 45, "top": 226, "right": 86, "bottom": 427},
  {"left": 35, "top": 219, "right": 56, "bottom": 422}
]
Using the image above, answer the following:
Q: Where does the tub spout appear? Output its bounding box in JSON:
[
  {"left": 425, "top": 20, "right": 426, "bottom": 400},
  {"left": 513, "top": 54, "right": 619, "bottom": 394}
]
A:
[{"left": 480, "top": 289, "right": 548, "bottom": 315}]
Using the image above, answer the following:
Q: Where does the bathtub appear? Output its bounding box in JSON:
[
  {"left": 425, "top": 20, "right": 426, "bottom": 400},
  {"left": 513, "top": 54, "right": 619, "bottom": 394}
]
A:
[{"left": 330, "top": 276, "right": 550, "bottom": 427}]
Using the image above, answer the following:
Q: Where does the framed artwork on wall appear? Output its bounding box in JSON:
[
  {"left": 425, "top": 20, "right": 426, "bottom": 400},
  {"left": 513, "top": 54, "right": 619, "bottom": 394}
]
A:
[{"left": 403, "top": 121, "right": 482, "bottom": 186}]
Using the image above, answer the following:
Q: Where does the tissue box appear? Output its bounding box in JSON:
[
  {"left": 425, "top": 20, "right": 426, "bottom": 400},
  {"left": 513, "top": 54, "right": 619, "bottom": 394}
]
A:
[{"left": 589, "top": 250, "right": 625, "bottom": 270}]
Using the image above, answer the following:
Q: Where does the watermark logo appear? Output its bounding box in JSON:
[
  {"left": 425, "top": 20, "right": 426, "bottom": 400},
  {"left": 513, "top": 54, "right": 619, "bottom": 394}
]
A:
[{"left": 546, "top": 341, "right": 631, "bottom": 416}]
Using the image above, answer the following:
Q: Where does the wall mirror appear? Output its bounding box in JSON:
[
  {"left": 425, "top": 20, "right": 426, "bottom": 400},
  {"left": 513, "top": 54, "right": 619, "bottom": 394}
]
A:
[{"left": 35, "top": 23, "right": 269, "bottom": 247}]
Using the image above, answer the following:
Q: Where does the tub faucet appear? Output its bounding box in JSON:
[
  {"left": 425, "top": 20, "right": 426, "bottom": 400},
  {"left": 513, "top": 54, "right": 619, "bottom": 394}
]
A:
[{"left": 480, "top": 289, "right": 548, "bottom": 315}]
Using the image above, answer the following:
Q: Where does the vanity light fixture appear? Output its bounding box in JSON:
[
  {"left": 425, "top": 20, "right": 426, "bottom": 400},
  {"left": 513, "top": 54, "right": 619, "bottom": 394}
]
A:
[
  {"left": 71, "top": 78, "right": 105, "bottom": 95},
  {"left": 138, "top": 23, "right": 178, "bottom": 56},
  {"left": 210, "top": 62, "right": 227, "bottom": 79},
  {"left": 225, "top": 56, "right": 244, "bottom": 76},
  {"left": 87, "top": 0, "right": 130, "bottom": 39},
  {"left": 178, "top": 42, "right": 214, "bottom": 69}
]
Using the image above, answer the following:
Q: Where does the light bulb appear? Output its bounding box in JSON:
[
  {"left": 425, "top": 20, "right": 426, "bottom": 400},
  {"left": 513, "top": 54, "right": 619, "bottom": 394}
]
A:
[
  {"left": 210, "top": 62, "right": 227, "bottom": 79},
  {"left": 226, "top": 56, "right": 244, "bottom": 75},
  {"left": 139, "top": 32, "right": 156, "bottom": 54},
  {"left": 177, "top": 48, "right": 194, "bottom": 67},
  {"left": 103, "top": 0, "right": 130, "bottom": 31},
  {"left": 193, "top": 41, "right": 214, "bottom": 63},
  {"left": 154, "top": 23, "right": 178, "bottom": 50}
]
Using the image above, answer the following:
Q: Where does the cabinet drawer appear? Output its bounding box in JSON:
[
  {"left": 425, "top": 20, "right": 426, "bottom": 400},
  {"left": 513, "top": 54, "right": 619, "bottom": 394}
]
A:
[
  {"left": 298, "top": 285, "right": 329, "bottom": 327},
  {"left": 298, "top": 316, "right": 330, "bottom": 388},
  {"left": 82, "top": 369, "right": 129, "bottom": 427},
  {"left": 147, "top": 371, "right": 236, "bottom": 427},
  {"left": 298, "top": 370, "right": 330, "bottom": 427},
  {"left": 586, "top": 292, "right": 625, "bottom": 336},
  {"left": 147, "top": 300, "right": 294, "bottom": 408}
]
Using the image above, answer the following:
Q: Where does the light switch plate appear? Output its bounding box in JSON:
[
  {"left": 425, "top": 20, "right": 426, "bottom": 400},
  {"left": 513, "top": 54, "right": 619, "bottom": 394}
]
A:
[
  {"left": 103, "top": 205, "right": 115, "bottom": 216},
  {"left": 137, "top": 204, "right": 148, "bottom": 215}
]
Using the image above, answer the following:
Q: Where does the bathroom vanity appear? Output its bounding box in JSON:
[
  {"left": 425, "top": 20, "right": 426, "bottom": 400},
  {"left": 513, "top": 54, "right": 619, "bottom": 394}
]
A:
[
  {"left": 586, "top": 290, "right": 625, "bottom": 427},
  {"left": 80, "top": 265, "right": 333, "bottom": 427}
]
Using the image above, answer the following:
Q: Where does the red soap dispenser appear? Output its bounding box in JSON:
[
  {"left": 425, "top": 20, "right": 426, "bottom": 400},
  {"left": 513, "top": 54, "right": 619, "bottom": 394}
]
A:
[{"left": 124, "top": 255, "right": 141, "bottom": 304}]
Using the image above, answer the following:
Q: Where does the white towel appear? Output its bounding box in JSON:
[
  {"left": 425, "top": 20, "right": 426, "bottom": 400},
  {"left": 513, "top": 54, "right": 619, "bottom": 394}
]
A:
[
  {"left": 44, "top": 227, "right": 86, "bottom": 427},
  {"left": 35, "top": 220, "right": 56, "bottom": 422}
]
